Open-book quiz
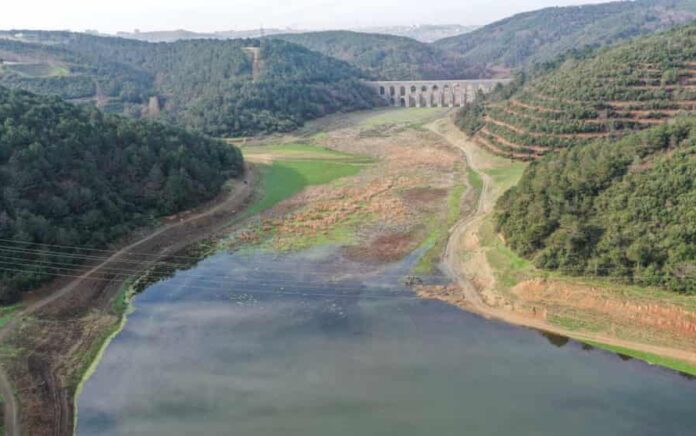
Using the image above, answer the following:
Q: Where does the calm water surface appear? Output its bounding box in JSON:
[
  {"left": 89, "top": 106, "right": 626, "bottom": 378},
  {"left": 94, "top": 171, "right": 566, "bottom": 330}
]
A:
[{"left": 77, "top": 247, "right": 696, "bottom": 435}]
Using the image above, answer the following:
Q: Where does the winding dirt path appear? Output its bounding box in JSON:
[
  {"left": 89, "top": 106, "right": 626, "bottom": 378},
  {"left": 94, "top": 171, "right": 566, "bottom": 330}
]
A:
[
  {"left": 0, "top": 168, "right": 255, "bottom": 436},
  {"left": 441, "top": 147, "right": 492, "bottom": 313},
  {"left": 429, "top": 118, "right": 696, "bottom": 366}
]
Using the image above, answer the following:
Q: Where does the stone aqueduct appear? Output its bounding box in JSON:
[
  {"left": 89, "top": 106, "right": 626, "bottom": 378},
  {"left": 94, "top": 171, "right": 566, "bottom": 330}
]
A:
[{"left": 366, "top": 79, "right": 511, "bottom": 108}]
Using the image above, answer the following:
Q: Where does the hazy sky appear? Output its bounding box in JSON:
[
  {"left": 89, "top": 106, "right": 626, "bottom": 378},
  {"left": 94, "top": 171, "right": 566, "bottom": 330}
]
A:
[{"left": 2, "top": 0, "right": 612, "bottom": 33}]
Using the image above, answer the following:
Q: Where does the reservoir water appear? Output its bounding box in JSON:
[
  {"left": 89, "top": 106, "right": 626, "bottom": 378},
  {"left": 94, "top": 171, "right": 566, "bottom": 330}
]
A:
[{"left": 77, "top": 247, "right": 696, "bottom": 435}]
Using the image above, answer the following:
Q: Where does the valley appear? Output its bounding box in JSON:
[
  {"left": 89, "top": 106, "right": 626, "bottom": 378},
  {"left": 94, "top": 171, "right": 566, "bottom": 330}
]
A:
[
  {"left": 0, "top": 103, "right": 694, "bottom": 434},
  {"left": 71, "top": 108, "right": 696, "bottom": 435},
  {"left": 1, "top": 1, "right": 696, "bottom": 434}
]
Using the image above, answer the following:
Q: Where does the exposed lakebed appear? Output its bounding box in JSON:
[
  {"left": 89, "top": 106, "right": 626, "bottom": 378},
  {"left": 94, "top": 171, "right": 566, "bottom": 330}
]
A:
[{"left": 77, "top": 246, "right": 696, "bottom": 435}]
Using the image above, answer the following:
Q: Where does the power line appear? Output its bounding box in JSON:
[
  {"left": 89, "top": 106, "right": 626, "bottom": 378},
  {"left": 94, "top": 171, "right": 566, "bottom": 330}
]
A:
[
  {"left": 0, "top": 240, "right": 693, "bottom": 278},
  {"left": 0, "top": 237, "right": 693, "bottom": 299},
  {"left": 0, "top": 248, "right": 425, "bottom": 287},
  {"left": 0, "top": 240, "right": 441, "bottom": 280},
  {"left": 0, "top": 248, "right": 421, "bottom": 282},
  {"left": 0, "top": 238, "right": 213, "bottom": 262},
  {"left": 0, "top": 257, "right": 691, "bottom": 293},
  {"left": 0, "top": 260, "right": 413, "bottom": 291},
  {"left": 0, "top": 247, "right": 690, "bottom": 278},
  {"left": 0, "top": 246, "right": 193, "bottom": 269},
  {"left": 0, "top": 266, "right": 419, "bottom": 301}
]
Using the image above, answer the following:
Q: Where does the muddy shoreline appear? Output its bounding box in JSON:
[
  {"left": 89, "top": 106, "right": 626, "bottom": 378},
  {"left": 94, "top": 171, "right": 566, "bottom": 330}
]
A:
[
  {"left": 5, "top": 108, "right": 695, "bottom": 435},
  {"left": 2, "top": 108, "right": 456, "bottom": 435},
  {"left": 424, "top": 118, "right": 696, "bottom": 371},
  {"left": 0, "top": 167, "right": 257, "bottom": 436}
]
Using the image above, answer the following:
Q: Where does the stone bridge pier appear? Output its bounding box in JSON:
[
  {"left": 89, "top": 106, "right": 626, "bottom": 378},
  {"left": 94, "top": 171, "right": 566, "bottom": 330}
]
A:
[{"left": 366, "top": 79, "right": 511, "bottom": 108}]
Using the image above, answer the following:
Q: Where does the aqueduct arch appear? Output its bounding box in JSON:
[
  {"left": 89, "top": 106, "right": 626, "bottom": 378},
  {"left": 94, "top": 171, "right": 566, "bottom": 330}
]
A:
[{"left": 365, "top": 79, "right": 511, "bottom": 108}]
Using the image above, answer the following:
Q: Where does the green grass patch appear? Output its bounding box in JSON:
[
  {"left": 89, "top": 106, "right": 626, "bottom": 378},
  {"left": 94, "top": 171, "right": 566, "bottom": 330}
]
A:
[
  {"left": 247, "top": 161, "right": 362, "bottom": 217},
  {"left": 243, "top": 143, "right": 370, "bottom": 161},
  {"left": 271, "top": 212, "right": 368, "bottom": 251},
  {"left": 5, "top": 63, "right": 68, "bottom": 78},
  {"left": 0, "top": 304, "right": 20, "bottom": 329},
  {"left": 467, "top": 167, "right": 483, "bottom": 193},
  {"left": 447, "top": 184, "right": 467, "bottom": 225},
  {"left": 479, "top": 216, "right": 535, "bottom": 289},
  {"left": 548, "top": 314, "right": 606, "bottom": 332},
  {"left": 0, "top": 345, "right": 22, "bottom": 359},
  {"left": 482, "top": 163, "right": 527, "bottom": 191},
  {"left": 226, "top": 144, "right": 374, "bottom": 251},
  {"left": 111, "top": 280, "right": 136, "bottom": 316},
  {"left": 412, "top": 165, "right": 484, "bottom": 274},
  {"left": 74, "top": 280, "right": 137, "bottom": 414},
  {"left": 309, "top": 132, "right": 329, "bottom": 143},
  {"left": 242, "top": 145, "right": 371, "bottom": 219},
  {"left": 413, "top": 182, "right": 466, "bottom": 275},
  {"left": 583, "top": 340, "right": 696, "bottom": 376}
]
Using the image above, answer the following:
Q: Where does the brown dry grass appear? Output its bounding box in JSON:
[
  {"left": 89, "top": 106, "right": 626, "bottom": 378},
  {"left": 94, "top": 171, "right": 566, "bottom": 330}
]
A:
[
  {"left": 512, "top": 279, "right": 696, "bottom": 350},
  {"left": 344, "top": 231, "right": 421, "bottom": 263},
  {"left": 236, "top": 114, "right": 466, "bottom": 258}
]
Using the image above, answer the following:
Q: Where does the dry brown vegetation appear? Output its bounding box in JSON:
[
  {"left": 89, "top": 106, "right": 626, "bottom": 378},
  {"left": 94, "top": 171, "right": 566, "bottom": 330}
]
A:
[{"left": 229, "top": 109, "right": 467, "bottom": 265}]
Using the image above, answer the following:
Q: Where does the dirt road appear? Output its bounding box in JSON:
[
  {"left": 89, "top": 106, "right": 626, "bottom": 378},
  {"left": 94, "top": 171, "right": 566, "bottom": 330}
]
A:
[
  {"left": 441, "top": 136, "right": 492, "bottom": 314},
  {"left": 429, "top": 118, "right": 696, "bottom": 366},
  {"left": 0, "top": 168, "right": 255, "bottom": 436}
]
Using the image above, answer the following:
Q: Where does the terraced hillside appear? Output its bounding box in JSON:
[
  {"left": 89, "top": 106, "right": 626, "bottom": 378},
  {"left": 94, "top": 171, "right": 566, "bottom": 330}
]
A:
[{"left": 469, "top": 23, "right": 696, "bottom": 160}]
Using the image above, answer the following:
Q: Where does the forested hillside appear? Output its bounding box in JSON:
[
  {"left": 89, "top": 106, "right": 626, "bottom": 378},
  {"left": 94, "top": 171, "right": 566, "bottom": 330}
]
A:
[
  {"left": 0, "top": 87, "right": 244, "bottom": 302},
  {"left": 0, "top": 31, "right": 379, "bottom": 136},
  {"left": 116, "top": 25, "right": 479, "bottom": 44},
  {"left": 435, "top": 0, "right": 696, "bottom": 70},
  {"left": 457, "top": 23, "right": 696, "bottom": 159},
  {"left": 114, "top": 28, "right": 297, "bottom": 42},
  {"left": 272, "top": 31, "right": 488, "bottom": 80},
  {"left": 355, "top": 25, "right": 479, "bottom": 43},
  {"left": 495, "top": 121, "right": 695, "bottom": 293},
  {"left": 0, "top": 36, "right": 152, "bottom": 111}
]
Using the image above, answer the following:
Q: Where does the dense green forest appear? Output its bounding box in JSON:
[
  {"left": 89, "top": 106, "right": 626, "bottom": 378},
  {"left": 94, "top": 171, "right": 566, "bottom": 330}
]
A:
[
  {"left": 0, "top": 31, "right": 379, "bottom": 136},
  {"left": 272, "top": 31, "right": 488, "bottom": 80},
  {"left": 0, "top": 36, "right": 152, "bottom": 107},
  {"left": 434, "top": 0, "right": 696, "bottom": 69},
  {"left": 495, "top": 121, "right": 695, "bottom": 292},
  {"left": 0, "top": 86, "right": 244, "bottom": 302},
  {"left": 457, "top": 23, "right": 696, "bottom": 158}
]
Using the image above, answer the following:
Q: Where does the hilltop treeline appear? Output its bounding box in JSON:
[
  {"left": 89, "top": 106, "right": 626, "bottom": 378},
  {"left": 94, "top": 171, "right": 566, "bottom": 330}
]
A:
[
  {"left": 272, "top": 31, "right": 488, "bottom": 80},
  {"left": 0, "top": 32, "right": 379, "bottom": 136},
  {"left": 435, "top": 0, "right": 696, "bottom": 69},
  {"left": 163, "top": 39, "right": 379, "bottom": 136},
  {"left": 495, "top": 121, "right": 696, "bottom": 292},
  {"left": 0, "top": 87, "right": 244, "bottom": 302}
]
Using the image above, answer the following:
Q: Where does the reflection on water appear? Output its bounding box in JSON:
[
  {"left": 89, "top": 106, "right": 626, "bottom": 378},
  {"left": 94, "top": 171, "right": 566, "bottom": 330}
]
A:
[
  {"left": 78, "top": 246, "right": 696, "bottom": 436},
  {"left": 539, "top": 331, "right": 570, "bottom": 348}
]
